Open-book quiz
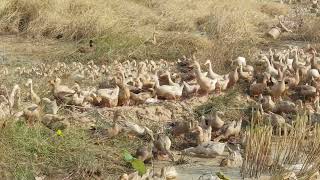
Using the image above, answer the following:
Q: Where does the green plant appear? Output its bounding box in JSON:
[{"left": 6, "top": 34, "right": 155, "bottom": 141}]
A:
[{"left": 122, "top": 150, "right": 146, "bottom": 176}]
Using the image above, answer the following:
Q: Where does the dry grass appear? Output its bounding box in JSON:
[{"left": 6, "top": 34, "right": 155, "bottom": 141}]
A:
[
  {"left": 260, "top": 2, "right": 289, "bottom": 17},
  {"left": 195, "top": 88, "right": 251, "bottom": 124},
  {"left": 242, "top": 114, "right": 320, "bottom": 179},
  {"left": 241, "top": 125, "right": 273, "bottom": 178},
  {"left": 299, "top": 17, "right": 320, "bottom": 42},
  {"left": 0, "top": 120, "right": 144, "bottom": 179},
  {"left": 0, "top": 0, "right": 281, "bottom": 70}
]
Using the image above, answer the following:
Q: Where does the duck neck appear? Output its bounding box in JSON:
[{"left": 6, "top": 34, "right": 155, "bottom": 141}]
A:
[
  {"left": 194, "top": 63, "right": 202, "bottom": 77},
  {"left": 266, "top": 59, "right": 272, "bottom": 68},
  {"left": 10, "top": 85, "right": 20, "bottom": 108},
  {"left": 240, "top": 65, "right": 244, "bottom": 73},
  {"left": 208, "top": 61, "right": 214, "bottom": 74},
  {"left": 312, "top": 52, "right": 317, "bottom": 66},
  {"left": 29, "top": 82, "right": 34, "bottom": 94},
  {"left": 295, "top": 69, "right": 300, "bottom": 82},
  {"left": 120, "top": 71, "right": 126, "bottom": 85},
  {"left": 294, "top": 49, "right": 298, "bottom": 62},
  {"left": 167, "top": 72, "right": 174, "bottom": 84},
  {"left": 154, "top": 76, "right": 160, "bottom": 88}
]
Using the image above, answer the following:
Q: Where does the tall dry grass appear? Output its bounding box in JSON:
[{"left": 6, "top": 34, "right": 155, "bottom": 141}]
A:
[
  {"left": 0, "top": 0, "right": 284, "bottom": 68},
  {"left": 242, "top": 114, "right": 320, "bottom": 179}
]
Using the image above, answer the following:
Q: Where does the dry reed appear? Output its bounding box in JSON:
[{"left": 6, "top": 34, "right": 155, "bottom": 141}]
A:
[
  {"left": 243, "top": 113, "right": 320, "bottom": 179},
  {"left": 241, "top": 124, "right": 272, "bottom": 178}
]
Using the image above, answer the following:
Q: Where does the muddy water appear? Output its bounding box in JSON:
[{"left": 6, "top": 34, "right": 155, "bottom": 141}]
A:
[
  {"left": 175, "top": 165, "right": 241, "bottom": 180},
  {"left": 152, "top": 151, "right": 243, "bottom": 180}
]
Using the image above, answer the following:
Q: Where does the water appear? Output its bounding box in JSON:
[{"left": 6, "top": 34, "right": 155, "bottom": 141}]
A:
[{"left": 175, "top": 165, "right": 241, "bottom": 180}]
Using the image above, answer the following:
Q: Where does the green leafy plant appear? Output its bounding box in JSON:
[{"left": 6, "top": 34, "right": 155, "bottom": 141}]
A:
[{"left": 122, "top": 150, "right": 146, "bottom": 176}]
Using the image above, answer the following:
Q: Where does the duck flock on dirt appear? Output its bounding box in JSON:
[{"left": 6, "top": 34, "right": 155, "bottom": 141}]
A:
[{"left": 2, "top": 42, "right": 320, "bottom": 179}]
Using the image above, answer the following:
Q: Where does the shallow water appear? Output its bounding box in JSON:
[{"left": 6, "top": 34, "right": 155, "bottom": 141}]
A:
[{"left": 175, "top": 165, "right": 241, "bottom": 180}]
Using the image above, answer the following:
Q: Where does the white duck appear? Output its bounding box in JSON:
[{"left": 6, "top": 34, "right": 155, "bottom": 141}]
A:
[
  {"left": 153, "top": 75, "right": 184, "bottom": 100},
  {"left": 50, "top": 78, "right": 75, "bottom": 100},
  {"left": 204, "top": 60, "right": 224, "bottom": 80},
  {"left": 25, "top": 79, "right": 41, "bottom": 104},
  {"left": 232, "top": 57, "right": 246, "bottom": 67},
  {"left": 194, "top": 61, "right": 218, "bottom": 94}
]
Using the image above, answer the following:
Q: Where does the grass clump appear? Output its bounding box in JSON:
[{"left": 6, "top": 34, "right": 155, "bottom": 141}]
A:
[
  {"left": 0, "top": 121, "right": 98, "bottom": 179},
  {"left": 195, "top": 89, "right": 250, "bottom": 123},
  {"left": 0, "top": 120, "right": 143, "bottom": 179}
]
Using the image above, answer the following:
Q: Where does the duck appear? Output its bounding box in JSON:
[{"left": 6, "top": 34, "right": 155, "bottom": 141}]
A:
[
  {"left": 166, "top": 71, "right": 180, "bottom": 87},
  {"left": 106, "top": 122, "right": 122, "bottom": 138},
  {"left": 217, "top": 76, "right": 230, "bottom": 92},
  {"left": 214, "top": 120, "right": 239, "bottom": 142},
  {"left": 78, "top": 40, "right": 95, "bottom": 53},
  {"left": 207, "top": 111, "right": 225, "bottom": 130},
  {"left": 95, "top": 86, "right": 120, "bottom": 107},
  {"left": 308, "top": 69, "right": 320, "bottom": 80},
  {"left": 153, "top": 75, "right": 184, "bottom": 100},
  {"left": 194, "top": 61, "right": 218, "bottom": 94},
  {"left": 204, "top": 60, "right": 224, "bottom": 80},
  {"left": 220, "top": 145, "right": 243, "bottom": 168},
  {"left": 263, "top": 56, "right": 278, "bottom": 77},
  {"left": 260, "top": 95, "right": 276, "bottom": 112},
  {"left": 267, "top": 112, "right": 287, "bottom": 129},
  {"left": 311, "top": 49, "right": 320, "bottom": 70},
  {"left": 249, "top": 74, "right": 268, "bottom": 97},
  {"left": 42, "top": 98, "right": 58, "bottom": 115},
  {"left": 182, "top": 81, "right": 199, "bottom": 97},
  {"left": 135, "top": 146, "right": 151, "bottom": 162},
  {"left": 232, "top": 57, "right": 246, "bottom": 67},
  {"left": 133, "top": 77, "right": 143, "bottom": 89},
  {"left": 23, "top": 104, "right": 40, "bottom": 126},
  {"left": 104, "top": 111, "right": 123, "bottom": 138},
  {"left": 311, "top": 77, "right": 320, "bottom": 91},
  {"left": 296, "top": 84, "right": 317, "bottom": 99},
  {"left": 152, "top": 133, "right": 175, "bottom": 162},
  {"left": 117, "top": 71, "right": 131, "bottom": 106},
  {"left": 285, "top": 69, "right": 300, "bottom": 89},
  {"left": 239, "top": 65, "right": 253, "bottom": 81},
  {"left": 49, "top": 78, "right": 75, "bottom": 100},
  {"left": 274, "top": 98, "right": 297, "bottom": 114},
  {"left": 227, "top": 67, "right": 239, "bottom": 88},
  {"left": 69, "top": 69, "right": 85, "bottom": 82},
  {"left": 42, "top": 114, "right": 69, "bottom": 130},
  {"left": 8, "top": 84, "right": 20, "bottom": 110},
  {"left": 118, "top": 118, "right": 154, "bottom": 140},
  {"left": 270, "top": 78, "right": 286, "bottom": 99},
  {"left": 72, "top": 83, "right": 96, "bottom": 103},
  {"left": 243, "top": 65, "right": 254, "bottom": 74},
  {"left": 25, "top": 79, "right": 41, "bottom": 104},
  {"left": 171, "top": 120, "right": 193, "bottom": 137},
  {"left": 130, "top": 92, "right": 153, "bottom": 105},
  {"left": 191, "top": 123, "right": 212, "bottom": 145},
  {"left": 137, "top": 63, "right": 155, "bottom": 89},
  {"left": 71, "top": 91, "right": 85, "bottom": 106}
]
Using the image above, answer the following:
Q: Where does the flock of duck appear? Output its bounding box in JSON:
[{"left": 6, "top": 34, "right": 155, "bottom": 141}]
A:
[{"left": 2, "top": 42, "right": 320, "bottom": 179}]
